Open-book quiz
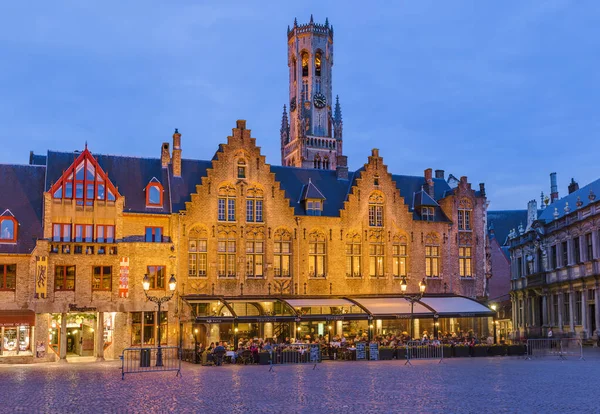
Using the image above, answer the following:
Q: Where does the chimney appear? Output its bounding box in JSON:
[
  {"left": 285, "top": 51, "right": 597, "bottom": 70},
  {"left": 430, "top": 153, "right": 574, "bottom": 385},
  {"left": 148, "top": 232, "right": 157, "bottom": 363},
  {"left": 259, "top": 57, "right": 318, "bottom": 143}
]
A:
[
  {"left": 424, "top": 168, "right": 434, "bottom": 198},
  {"left": 172, "top": 128, "right": 182, "bottom": 177},
  {"left": 525, "top": 199, "right": 537, "bottom": 232},
  {"left": 479, "top": 183, "right": 486, "bottom": 197},
  {"left": 568, "top": 178, "right": 579, "bottom": 194},
  {"left": 435, "top": 169, "right": 444, "bottom": 179},
  {"left": 336, "top": 155, "right": 348, "bottom": 180},
  {"left": 550, "top": 172, "right": 558, "bottom": 203},
  {"left": 161, "top": 142, "right": 170, "bottom": 168}
]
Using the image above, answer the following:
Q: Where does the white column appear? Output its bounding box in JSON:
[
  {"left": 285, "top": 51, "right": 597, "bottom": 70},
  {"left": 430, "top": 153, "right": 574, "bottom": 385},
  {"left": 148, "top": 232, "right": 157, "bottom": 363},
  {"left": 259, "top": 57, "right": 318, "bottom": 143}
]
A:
[
  {"left": 96, "top": 312, "right": 104, "bottom": 361},
  {"left": 336, "top": 321, "right": 343, "bottom": 337},
  {"left": 557, "top": 292, "right": 564, "bottom": 333},
  {"left": 59, "top": 313, "right": 67, "bottom": 362},
  {"left": 264, "top": 323, "right": 273, "bottom": 339},
  {"left": 376, "top": 319, "right": 382, "bottom": 336}
]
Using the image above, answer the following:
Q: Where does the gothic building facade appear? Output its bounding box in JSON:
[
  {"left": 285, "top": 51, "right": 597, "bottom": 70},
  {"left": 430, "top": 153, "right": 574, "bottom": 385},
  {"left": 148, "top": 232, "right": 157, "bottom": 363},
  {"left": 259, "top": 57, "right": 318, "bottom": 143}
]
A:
[
  {"left": 507, "top": 173, "right": 600, "bottom": 340},
  {"left": 0, "top": 18, "right": 491, "bottom": 362}
]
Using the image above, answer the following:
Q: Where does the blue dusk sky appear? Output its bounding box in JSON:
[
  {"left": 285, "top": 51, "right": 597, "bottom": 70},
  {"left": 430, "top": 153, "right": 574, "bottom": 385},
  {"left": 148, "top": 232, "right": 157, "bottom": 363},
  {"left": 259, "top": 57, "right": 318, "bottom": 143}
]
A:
[{"left": 1, "top": 1, "right": 598, "bottom": 210}]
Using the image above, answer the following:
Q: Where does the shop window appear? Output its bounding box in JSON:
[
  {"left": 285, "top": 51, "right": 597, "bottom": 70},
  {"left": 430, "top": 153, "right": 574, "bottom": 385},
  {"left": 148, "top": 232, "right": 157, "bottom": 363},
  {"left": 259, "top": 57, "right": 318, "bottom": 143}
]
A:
[
  {"left": 274, "top": 229, "right": 292, "bottom": 278},
  {"left": 0, "top": 216, "right": 17, "bottom": 243},
  {"left": 92, "top": 266, "right": 112, "bottom": 291},
  {"left": 96, "top": 225, "right": 115, "bottom": 243},
  {"left": 145, "top": 181, "right": 163, "bottom": 207},
  {"left": 52, "top": 223, "right": 72, "bottom": 242},
  {"left": 308, "top": 230, "right": 326, "bottom": 278},
  {"left": 55, "top": 265, "right": 76, "bottom": 291},
  {"left": 146, "top": 265, "right": 165, "bottom": 289},
  {"left": 145, "top": 227, "right": 162, "bottom": 243},
  {"left": 131, "top": 311, "right": 167, "bottom": 346},
  {"left": 0, "top": 264, "right": 16, "bottom": 290},
  {"left": 346, "top": 233, "right": 361, "bottom": 278}
]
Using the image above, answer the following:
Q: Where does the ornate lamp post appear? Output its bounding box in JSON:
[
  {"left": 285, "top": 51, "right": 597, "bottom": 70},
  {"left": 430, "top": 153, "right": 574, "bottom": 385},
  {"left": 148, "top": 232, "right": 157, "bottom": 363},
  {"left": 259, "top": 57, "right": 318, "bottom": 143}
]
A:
[
  {"left": 142, "top": 273, "right": 177, "bottom": 367},
  {"left": 400, "top": 276, "right": 427, "bottom": 340}
]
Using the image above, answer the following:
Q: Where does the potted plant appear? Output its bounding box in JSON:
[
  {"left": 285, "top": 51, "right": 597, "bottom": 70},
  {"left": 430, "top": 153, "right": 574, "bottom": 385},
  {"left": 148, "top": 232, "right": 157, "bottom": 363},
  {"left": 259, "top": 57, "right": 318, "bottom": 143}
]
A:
[
  {"left": 508, "top": 344, "right": 526, "bottom": 356},
  {"left": 396, "top": 347, "right": 407, "bottom": 360},
  {"left": 473, "top": 344, "right": 489, "bottom": 357},
  {"left": 442, "top": 344, "right": 453, "bottom": 358},
  {"left": 489, "top": 344, "right": 507, "bottom": 356},
  {"left": 453, "top": 344, "right": 470, "bottom": 358},
  {"left": 258, "top": 351, "right": 271, "bottom": 365},
  {"left": 379, "top": 346, "right": 395, "bottom": 360}
]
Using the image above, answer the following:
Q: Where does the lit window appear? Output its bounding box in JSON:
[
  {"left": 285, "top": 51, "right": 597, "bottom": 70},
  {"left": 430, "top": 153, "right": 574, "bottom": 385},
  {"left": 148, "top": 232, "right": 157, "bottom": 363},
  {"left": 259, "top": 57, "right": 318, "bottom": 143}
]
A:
[
  {"left": 274, "top": 229, "right": 292, "bottom": 278},
  {"left": 145, "top": 227, "right": 162, "bottom": 243},
  {"left": 147, "top": 265, "right": 165, "bottom": 289},
  {"left": 368, "top": 192, "right": 384, "bottom": 227},
  {"left": 302, "top": 52, "right": 309, "bottom": 77},
  {"left": 92, "top": 266, "right": 112, "bottom": 291},
  {"left": 0, "top": 264, "right": 16, "bottom": 290},
  {"left": 246, "top": 187, "right": 264, "bottom": 222},
  {"left": 188, "top": 228, "right": 208, "bottom": 277},
  {"left": 237, "top": 159, "right": 247, "bottom": 179},
  {"left": 131, "top": 311, "right": 167, "bottom": 346},
  {"left": 217, "top": 235, "right": 236, "bottom": 278},
  {"left": 308, "top": 231, "right": 326, "bottom": 278},
  {"left": 345, "top": 233, "right": 361, "bottom": 278},
  {"left": 246, "top": 238, "right": 264, "bottom": 279},
  {"left": 0, "top": 216, "right": 17, "bottom": 243},
  {"left": 315, "top": 51, "right": 321, "bottom": 76},
  {"left": 369, "top": 243, "right": 385, "bottom": 278},
  {"left": 425, "top": 233, "right": 440, "bottom": 277},
  {"left": 392, "top": 236, "right": 408, "bottom": 278},
  {"left": 458, "top": 198, "right": 473, "bottom": 230},
  {"left": 55, "top": 265, "right": 76, "bottom": 291},
  {"left": 459, "top": 246, "right": 472, "bottom": 277}
]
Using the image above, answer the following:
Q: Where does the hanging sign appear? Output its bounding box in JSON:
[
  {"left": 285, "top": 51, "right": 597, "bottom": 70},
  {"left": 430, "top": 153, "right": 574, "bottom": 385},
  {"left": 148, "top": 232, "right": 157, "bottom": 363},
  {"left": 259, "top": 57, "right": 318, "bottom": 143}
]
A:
[
  {"left": 119, "top": 257, "right": 129, "bottom": 298},
  {"left": 35, "top": 256, "right": 48, "bottom": 299}
]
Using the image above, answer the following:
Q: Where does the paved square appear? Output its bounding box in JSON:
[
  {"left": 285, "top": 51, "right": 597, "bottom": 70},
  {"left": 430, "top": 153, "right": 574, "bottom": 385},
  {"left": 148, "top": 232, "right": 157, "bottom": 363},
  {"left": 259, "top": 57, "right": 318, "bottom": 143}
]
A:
[{"left": 1, "top": 352, "right": 599, "bottom": 413}]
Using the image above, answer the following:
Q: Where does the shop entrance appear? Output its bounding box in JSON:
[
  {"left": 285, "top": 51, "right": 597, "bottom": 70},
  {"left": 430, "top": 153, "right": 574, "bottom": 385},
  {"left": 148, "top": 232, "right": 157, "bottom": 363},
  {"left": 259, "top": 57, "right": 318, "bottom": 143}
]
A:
[{"left": 49, "top": 313, "right": 96, "bottom": 358}]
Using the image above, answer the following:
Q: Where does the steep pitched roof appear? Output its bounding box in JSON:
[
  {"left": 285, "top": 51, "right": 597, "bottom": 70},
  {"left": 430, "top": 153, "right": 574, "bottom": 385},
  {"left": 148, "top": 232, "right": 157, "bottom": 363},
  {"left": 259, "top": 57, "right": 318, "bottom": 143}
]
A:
[
  {"left": 0, "top": 164, "right": 45, "bottom": 254},
  {"left": 538, "top": 177, "right": 600, "bottom": 222},
  {"left": 45, "top": 151, "right": 171, "bottom": 214},
  {"left": 487, "top": 210, "right": 528, "bottom": 246},
  {"left": 169, "top": 159, "right": 212, "bottom": 212},
  {"left": 413, "top": 189, "right": 439, "bottom": 208},
  {"left": 300, "top": 178, "right": 326, "bottom": 201}
]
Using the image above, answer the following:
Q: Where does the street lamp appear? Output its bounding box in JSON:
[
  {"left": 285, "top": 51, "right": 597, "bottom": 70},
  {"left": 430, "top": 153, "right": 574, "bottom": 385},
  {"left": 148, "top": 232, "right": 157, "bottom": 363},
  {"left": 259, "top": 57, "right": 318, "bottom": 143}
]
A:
[
  {"left": 399, "top": 276, "right": 427, "bottom": 340},
  {"left": 142, "top": 273, "right": 177, "bottom": 367},
  {"left": 490, "top": 304, "right": 498, "bottom": 344}
]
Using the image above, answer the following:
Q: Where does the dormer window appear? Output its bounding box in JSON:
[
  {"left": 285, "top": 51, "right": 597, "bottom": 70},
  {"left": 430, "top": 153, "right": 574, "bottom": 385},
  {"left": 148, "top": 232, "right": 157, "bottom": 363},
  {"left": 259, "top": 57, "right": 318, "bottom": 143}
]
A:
[
  {"left": 306, "top": 200, "right": 322, "bottom": 216},
  {"left": 145, "top": 179, "right": 163, "bottom": 207},
  {"left": 0, "top": 215, "right": 17, "bottom": 243},
  {"left": 422, "top": 207, "right": 435, "bottom": 221},
  {"left": 237, "top": 159, "right": 247, "bottom": 179}
]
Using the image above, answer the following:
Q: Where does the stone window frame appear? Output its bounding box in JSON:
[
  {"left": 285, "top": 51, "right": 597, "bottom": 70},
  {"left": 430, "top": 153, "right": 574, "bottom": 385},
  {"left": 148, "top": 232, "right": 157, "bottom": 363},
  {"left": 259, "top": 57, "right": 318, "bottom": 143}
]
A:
[
  {"left": 188, "top": 227, "right": 208, "bottom": 278},
  {"left": 146, "top": 265, "right": 165, "bottom": 290},
  {"left": 424, "top": 233, "right": 440, "bottom": 278},
  {"left": 55, "top": 265, "right": 76, "bottom": 291},
  {"left": 457, "top": 198, "right": 473, "bottom": 231},
  {"left": 273, "top": 229, "right": 292, "bottom": 278},
  {"left": 217, "top": 184, "right": 237, "bottom": 222},
  {"left": 308, "top": 230, "right": 327, "bottom": 279},
  {"left": 0, "top": 264, "right": 16, "bottom": 291},
  {"left": 368, "top": 192, "right": 384, "bottom": 227},
  {"left": 345, "top": 232, "right": 362, "bottom": 278},
  {"left": 392, "top": 234, "right": 408, "bottom": 279}
]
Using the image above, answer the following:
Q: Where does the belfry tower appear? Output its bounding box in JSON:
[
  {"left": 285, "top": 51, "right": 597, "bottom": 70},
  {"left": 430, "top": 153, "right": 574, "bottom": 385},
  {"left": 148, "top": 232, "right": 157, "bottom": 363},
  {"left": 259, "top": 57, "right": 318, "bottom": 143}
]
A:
[{"left": 280, "top": 16, "right": 344, "bottom": 170}]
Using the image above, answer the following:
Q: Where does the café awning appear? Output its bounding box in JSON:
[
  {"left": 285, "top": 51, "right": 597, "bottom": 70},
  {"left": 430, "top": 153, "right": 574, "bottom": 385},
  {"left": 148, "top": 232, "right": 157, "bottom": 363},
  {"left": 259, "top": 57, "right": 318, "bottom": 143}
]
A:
[
  {"left": 0, "top": 310, "right": 36, "bottom": 327},
  {"left": 353, "top": 297, "right": 434, "bottom": 318},
  {"left": 417, "top": 296, "right": 494, "bottom": 317}
]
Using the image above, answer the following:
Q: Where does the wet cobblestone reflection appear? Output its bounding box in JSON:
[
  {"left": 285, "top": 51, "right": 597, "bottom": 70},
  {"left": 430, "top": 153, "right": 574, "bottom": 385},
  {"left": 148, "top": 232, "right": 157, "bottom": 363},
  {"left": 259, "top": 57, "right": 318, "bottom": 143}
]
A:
[{"left": 1, "top": 354, "right": 599, "bottom": 413}]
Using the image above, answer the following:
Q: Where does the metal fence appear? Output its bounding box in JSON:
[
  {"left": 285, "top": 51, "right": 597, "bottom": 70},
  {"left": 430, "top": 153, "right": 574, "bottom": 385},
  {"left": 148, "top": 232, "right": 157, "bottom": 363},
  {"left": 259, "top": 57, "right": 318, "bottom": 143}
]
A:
[
  {"left": 405, "top": 341, "right": 443, "bottom": 365},
  {"left": 121, "top": 347, "right": 182, "bottom": 379},
  {"left": 526, "top": 339, "right": 584, "bottom": 360},
  {"left": 269, "top": 344, "right": 321, "bottom": 371}
]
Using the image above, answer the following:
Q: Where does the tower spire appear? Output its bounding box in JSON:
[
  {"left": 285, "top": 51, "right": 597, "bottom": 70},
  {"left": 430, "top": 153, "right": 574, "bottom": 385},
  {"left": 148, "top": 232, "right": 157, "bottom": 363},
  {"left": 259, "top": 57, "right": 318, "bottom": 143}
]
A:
[
  {"left": 334, "top": 95, "right": 342, "bottom": 122},
  {"left": 280, "top": 105, "right": 290, "bottom": 149}
]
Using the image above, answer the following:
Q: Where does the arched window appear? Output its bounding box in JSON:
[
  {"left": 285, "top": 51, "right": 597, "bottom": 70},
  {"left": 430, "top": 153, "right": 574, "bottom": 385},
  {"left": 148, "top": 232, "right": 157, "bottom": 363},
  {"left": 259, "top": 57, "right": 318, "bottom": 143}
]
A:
[
  {"left": 218, "top": 184, "right": 236, "bottom": 222},
  {"left": 315, "top": 51, "right": 322, "bottom": 76},
  {"left": 292, "top": 56, "right": 297, "bottom": 82},
  {"left": 145, "top": 179, "right": 163, "bottom": 207},
  {"left": 188, "top": 227, "right": 208, "bottom": 277},
  {"left": 308, "top": 230, "right": 326, "bottom": 278},
  {"left": 368, "top": 192, "right": 384, "bottom": 227},
  {"left": 301, "top": 52, "right": 309, "bottom": 77},
  {"left": 237, "top": 158, "right": 247, "bottom": 179},
  {"left": 392, "top": 235, "right": 408, "bottom": 278},
  {"left": 425, "top": 233, "right": 440, "bottom": 277},
  {"left": 315, "top": 78, "right": 321, "bottom": 93},
  {"left": 346, "top": 232, "right": 361, "bottom": 278},
  {"left": 274, "top": 229, "right": 292, "bottom": 278},
  {"left": 245, "top": 228, "right": 264, "bottom": 279},
  {"left": 246, "top": 187, "right": 263, "bottom": 223},
  {"left": 0, "top": 215, "right": 17, "bottom": 243}
]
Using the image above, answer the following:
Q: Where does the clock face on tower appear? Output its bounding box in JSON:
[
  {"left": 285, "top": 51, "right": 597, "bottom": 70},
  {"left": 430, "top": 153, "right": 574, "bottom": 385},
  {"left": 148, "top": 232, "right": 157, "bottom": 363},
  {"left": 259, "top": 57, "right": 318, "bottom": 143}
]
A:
[
  {"left": 313, "top": 93, "right": 326, "bottom": 108},
  {"left": 290, "top": 97, "right": 296, "bottom": 112}
]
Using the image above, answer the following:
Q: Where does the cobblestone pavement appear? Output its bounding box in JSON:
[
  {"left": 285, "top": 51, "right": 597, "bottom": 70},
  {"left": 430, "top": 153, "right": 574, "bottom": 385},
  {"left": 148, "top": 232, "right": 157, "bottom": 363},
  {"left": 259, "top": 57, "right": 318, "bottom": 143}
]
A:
[{"left": 2, "top": 350, "right": 600, "bottom": 414}]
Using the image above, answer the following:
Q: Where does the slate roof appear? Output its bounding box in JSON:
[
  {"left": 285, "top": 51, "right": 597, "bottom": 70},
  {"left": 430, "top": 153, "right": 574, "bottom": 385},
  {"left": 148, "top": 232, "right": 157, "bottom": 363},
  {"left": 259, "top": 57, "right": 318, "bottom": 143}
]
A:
[
  {"left": 0, "top": 164, "right": 45, "bottom": 254},
  {"left": 26, "top": 150, "right": 476, "bottom": 221},
  {"left": 487, "top": 210, "right": 528, "bottom": 246},
  {"left": 538, "top": 177, "right": 600, "bottom": 223},
  {"left": 413, "top": 189, "right": 439, "bottom": 208},
  {"left": 45, "top": 151, "right": 172, "bottom": 214}
]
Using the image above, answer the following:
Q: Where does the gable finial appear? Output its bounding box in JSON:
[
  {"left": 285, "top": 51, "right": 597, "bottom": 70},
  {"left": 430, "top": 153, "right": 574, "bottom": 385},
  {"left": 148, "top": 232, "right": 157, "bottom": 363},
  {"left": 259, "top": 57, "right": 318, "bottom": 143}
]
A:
[
  {"left": 308, "top": 177, "right": 312, "bottom": 184},
  {"left": 325, "top": 17, "right": 329, "bottom": 27},
  {"left": 310, "top": 14, "right": 314, "bottom": 24},
  {"left": 85, "top": 141, "right": 88, "bottom": 150},
  {"left": 175, "top": 128, "right": 179, "bottom": 134}
]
